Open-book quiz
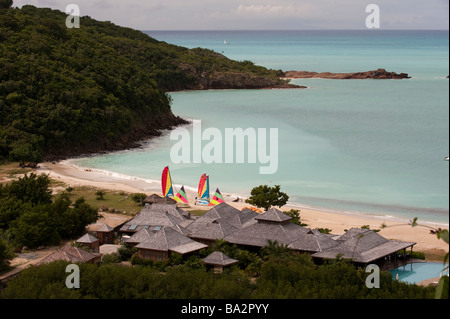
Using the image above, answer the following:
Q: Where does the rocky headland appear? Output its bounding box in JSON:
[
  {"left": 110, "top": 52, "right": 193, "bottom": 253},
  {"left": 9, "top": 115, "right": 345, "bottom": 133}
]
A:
[{"left": 283, "top": 68, "right": 410, "bottom": 80}]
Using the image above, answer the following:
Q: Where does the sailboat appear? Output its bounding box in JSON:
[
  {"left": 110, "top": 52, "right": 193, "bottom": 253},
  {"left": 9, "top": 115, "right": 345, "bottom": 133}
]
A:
[
  {"left": 195, "top": 173, "right": 210, "bottom": 205},
  {"left": 161, "top": 166, "right": 174, "bottom": 198},
  {"left": 162, "top": 166, "right": 189, "bottom": 205},
  {"left": 174, "top": 186, "right": 189, "bottom": 205},
  {"left": 208, "top": 188, "right": 225, "bottom": 206}
]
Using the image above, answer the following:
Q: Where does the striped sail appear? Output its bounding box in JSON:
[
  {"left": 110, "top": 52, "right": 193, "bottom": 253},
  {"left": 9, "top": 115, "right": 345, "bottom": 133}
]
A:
[
  {"left": 196, "top": 174, "right": 210, "bottom": 205},
  {"left": 161, "top": 166, "right": 174, "bottom": 197},
  {"left": 174, "top": 186, "right": 189, "bottom": 204},
  {"left": 208, "top": 188, "right": 225, "bottom": 206}
]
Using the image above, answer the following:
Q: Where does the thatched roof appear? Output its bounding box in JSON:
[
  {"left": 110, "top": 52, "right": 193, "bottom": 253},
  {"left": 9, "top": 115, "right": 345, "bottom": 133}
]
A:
[
  {"left": 76, "top": 233, "right": 99, "bottom": 244},
  {"left": 312, "top": 228, "right": 416, "bottom": 263},
  {"left": 202, "top": 252, "right": 238, "bottom": 266},
  {"left": 135, "top": 227, "right": 207, "bottom": 254}
]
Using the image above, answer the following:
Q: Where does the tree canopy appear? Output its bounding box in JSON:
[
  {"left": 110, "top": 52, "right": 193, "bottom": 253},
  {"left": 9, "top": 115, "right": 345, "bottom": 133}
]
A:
[
  {"left": 245, "top": 184, "right": 289, "bottom": 211},
  {"left": 0, "top": 5, "right": 289, "bottom": 164},
  {"left": 0, "top": 0, "right": 13, "bottom": 10},
  {"left": 0, "top": 174, "right": 99, "bottom": 251}
]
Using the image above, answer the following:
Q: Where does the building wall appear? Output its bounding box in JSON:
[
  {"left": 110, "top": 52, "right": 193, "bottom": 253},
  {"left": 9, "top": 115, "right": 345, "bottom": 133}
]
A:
[
  {"left": 97, "top": 231, "right": 115, "bottom": 245},
  {"left": 138, "top": 248, "right": 169, "bottom": 261}
]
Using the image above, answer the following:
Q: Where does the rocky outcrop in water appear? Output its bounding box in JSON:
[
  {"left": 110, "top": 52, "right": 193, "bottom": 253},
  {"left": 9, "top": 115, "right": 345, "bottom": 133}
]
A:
[{"left": 283, "top": 68, "right": 410, "bottom": 80}]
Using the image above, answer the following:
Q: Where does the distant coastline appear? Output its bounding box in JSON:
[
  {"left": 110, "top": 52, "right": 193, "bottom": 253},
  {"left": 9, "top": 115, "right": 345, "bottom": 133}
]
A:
[{"left": 282, "top": 68, "right": 410, "bottom": 80}]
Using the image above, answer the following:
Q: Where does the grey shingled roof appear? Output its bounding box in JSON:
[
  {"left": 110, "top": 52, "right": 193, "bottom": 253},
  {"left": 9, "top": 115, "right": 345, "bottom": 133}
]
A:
[
  {"left": 288, "top": 229, "right": 340, "bottom": 252},
  {"left": 143, "top": 194, "right": 177, "bottom": 205},
  {"left": 186, "top": 203, "right": 258, "bottom": 236},
  {"left": 311, "top": 228, "right": 416, "bottom": 263},
  {"left": 135, "top": 227, "right": 207, "bottom": 254},
  {"left": 189, "top": 219, "right": 239, "bottom": 241},
  {"left": 224, "top": 220, "right": 310, "bottom": 248},
  {"left": 96, "top": 223, "right": 114, "bottom": 232},
  {"left": 202, "top": 251, "right": 238, "bottom": 266},
  {"left": 76, "top": 233, "right": 99, "bottom": 244},
  {"left": 37, "top": 244, "right": 100, "bottom": 265},
  {"left": 255, "top": 208, "right": 292, "bottom": 223},
  {"left": 119, "top": 205, "right": 186, "bottom": 233},
  {"left": 124, "top": 228, "right": 153, "bottom": 245}
]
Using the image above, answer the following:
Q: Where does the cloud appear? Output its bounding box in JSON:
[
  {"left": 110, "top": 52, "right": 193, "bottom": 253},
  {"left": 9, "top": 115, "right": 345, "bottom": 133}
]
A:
[
  {"left": 12, "top": 0, "right": 450, "bottom": 30},
  {"left": 235, "top": 3, "right": 314, "bottom": 17}
]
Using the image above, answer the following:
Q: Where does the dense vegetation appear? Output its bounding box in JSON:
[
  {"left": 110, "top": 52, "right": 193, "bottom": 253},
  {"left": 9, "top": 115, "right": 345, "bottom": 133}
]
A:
[
  {"left": 0, "top": 5, "right": 292, "bottom": 164},
  {"left": 1, "top": 242, "right": 436, "bottom": 299},
  {"left": 0, "top": 173, "right": 99, "bottom": 267}
]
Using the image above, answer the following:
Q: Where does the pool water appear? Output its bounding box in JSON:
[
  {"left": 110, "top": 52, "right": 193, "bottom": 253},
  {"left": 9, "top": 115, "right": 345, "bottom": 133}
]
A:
[{"left": 390, "top": 262, "right": 449, "bottom": 284}]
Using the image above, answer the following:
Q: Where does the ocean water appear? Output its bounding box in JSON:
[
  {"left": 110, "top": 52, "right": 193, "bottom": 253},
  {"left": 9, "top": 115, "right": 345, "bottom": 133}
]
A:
[{"left": 72, "top": 30, "right": 449, "bottom": 224}]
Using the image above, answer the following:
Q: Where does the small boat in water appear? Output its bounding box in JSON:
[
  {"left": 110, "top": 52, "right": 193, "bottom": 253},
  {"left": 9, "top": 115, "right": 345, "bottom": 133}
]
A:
[{"left": 445, "top": 156, "right": 449, "bottom": 161}]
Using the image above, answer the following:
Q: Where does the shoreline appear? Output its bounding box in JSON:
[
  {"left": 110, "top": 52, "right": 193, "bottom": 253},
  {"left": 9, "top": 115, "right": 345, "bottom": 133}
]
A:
[{"left": 35, "top": 160, "right": 449, "bottom": 255}]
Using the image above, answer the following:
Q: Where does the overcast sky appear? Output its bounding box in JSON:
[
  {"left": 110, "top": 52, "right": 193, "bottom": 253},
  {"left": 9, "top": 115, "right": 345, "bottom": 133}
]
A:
[{"left": 13, "top": 0, "right": 449, "bottom": 30}]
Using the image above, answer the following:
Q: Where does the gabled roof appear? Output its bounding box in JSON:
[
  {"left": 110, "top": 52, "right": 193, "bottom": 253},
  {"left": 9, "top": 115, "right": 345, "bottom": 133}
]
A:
[
  {"left": 202, "top": 251, "right": 238, "bottom": 266},
  {"left": 76, "top": 233, "right": 99, "bottom": 244},
  {"left": 135, "top": 227, "right": 207, "bottom": 254}
]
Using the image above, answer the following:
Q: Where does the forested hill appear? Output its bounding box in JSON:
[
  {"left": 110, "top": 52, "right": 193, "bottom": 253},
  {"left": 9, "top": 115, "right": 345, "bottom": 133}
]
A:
[{"left": 0, "top": 5, "right": 295, "bottom": 163}]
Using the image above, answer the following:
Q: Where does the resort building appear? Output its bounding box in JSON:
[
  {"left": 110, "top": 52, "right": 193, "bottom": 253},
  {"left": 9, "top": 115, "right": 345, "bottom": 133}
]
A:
[
  {"left": 119, "top": 203, "right": 189, "bottom": 236},
  {"left": 202, "top": 251, "right": 239, "bottom": 273},
  {"left": 36, "top": 244, "right": 102, "bottom": 265},
  {"left": 133, "top": 227, "right": 207, "bottom": 261},
  {"left": 312, "top": 228, "right": 416, "bottom": 270},
  {"left": 95, "top": 223, "right": 115, "bottom": 245},
  {"left": 76, "top": 233, "right": 100, "bottom": 253},
  {"left": 118, "top": 197, "right": 416, "bottom": 269}
]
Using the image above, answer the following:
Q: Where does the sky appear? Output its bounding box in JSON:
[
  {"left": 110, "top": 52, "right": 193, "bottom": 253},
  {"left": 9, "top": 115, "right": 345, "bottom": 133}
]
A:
[{"left": 13, "top": 0, "right": 450, "bottom": 31}]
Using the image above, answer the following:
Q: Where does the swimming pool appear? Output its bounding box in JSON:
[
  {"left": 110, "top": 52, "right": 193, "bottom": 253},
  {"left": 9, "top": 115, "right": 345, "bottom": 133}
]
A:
[{"left": 390, "top": 262, "right": 449, "bottom": 284}]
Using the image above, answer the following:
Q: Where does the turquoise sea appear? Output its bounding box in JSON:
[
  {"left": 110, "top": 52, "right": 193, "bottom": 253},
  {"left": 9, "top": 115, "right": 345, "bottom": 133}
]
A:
[{"left": 71, "top": 30, "right": 449, "bottom": 224}]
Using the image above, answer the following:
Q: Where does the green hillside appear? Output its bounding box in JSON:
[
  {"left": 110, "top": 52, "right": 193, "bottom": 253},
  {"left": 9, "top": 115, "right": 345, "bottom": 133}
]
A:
[{"left": 0, "top": 5, "right": 293, "bottom": 164}]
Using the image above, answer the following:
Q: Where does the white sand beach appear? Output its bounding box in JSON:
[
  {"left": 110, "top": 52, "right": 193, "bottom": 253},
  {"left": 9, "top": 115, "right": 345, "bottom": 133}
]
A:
[{"left": 36, "top": 161, "right": 449, "bottom": 257}]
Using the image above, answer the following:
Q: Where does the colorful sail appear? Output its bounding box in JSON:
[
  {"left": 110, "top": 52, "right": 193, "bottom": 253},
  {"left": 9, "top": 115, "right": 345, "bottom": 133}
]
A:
[
  {"left": 174, "top": 186, "right": 189, "bottom": 204},
  {"left": 198, "top": 174, "right": 210, "bottom": 201},
  {"left": 161, "top": 166, "right": 174, "bottom": 197},
  {"left": 196, "top": 173, "right": 210, "bottom": 205},
  {"left": 208, "top": 188, "right": 225, "bottom": 206}
]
